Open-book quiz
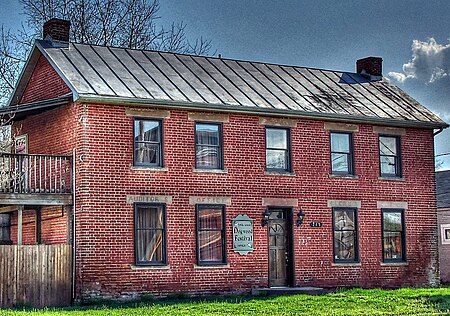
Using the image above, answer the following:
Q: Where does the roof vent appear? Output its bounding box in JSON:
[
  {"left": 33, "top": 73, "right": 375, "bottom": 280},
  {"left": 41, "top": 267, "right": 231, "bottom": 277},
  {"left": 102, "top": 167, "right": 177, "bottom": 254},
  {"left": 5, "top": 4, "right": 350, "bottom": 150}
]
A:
[
  {"left": 43, "top": 18, "right": 70, "bottom": 46},
  {"left": 356, "top": 57, "right": 383, "bottom": 80}
]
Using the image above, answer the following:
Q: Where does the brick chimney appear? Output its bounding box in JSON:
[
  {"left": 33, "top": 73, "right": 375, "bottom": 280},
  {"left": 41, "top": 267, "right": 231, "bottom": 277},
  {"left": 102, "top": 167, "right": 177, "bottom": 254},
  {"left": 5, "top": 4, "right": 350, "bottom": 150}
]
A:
[
  {"left": 43, "top": 18, "right": 70, "bottom": 43},
  {"left": 356, "top": 57, "right": 383, "bottom": 78}
]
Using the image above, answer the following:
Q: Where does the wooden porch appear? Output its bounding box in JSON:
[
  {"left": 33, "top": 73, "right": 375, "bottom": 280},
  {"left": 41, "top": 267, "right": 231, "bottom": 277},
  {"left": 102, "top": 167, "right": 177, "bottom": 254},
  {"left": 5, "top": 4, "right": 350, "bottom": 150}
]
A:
[
  {"left": 0, "top": 153, "right": 74, "bottom": 307},
  {"left": 0, "top": 153, "right": 73, "bottom": 206}
]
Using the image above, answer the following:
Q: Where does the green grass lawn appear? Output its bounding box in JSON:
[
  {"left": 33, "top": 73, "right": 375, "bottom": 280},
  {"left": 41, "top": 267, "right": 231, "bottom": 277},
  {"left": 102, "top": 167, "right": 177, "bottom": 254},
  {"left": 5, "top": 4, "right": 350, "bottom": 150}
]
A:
[{"left": 1, "top": 287, "right": 450, "bottom": 316}]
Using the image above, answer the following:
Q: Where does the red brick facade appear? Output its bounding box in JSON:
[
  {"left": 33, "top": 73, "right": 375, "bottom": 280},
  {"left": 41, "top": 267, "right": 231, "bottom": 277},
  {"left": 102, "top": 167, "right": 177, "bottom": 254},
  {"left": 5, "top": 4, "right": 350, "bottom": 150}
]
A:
[{"left": 9, "top": 61, "right": 440, "bottom": 301}]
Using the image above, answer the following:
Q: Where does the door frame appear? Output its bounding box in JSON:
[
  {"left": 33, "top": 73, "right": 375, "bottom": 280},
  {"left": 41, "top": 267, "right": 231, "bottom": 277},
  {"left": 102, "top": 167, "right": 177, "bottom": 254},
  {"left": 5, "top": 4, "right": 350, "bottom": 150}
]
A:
[{"left": 267, "top": 207, "right": 295, "bottom": 287}]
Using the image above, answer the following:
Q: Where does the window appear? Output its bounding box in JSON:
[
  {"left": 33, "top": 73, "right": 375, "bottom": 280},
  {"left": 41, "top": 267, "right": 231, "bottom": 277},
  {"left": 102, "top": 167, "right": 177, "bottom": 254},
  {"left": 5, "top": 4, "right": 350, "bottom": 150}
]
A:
[
  {"left": 330, "top": 132, "right": 354, "bottom": 175},
  {"left": 266, "top": 127, "right": 291, "bottom": 172},
  {"left": 382, "top": 209, "right": 405, "bottom": 262},
  {"left": 134, "top": 119, "right": 163, "bottom": 167},
  {"left": 0, "top": 214, "right": 11, "bottom": 245},
  {"left": 441, "top": 224, "right": 450, "bottom": 245},
  {"left": 135, "top": 204, "right": 166, "bottom": 265},
  {"left": 333, "top": 208, "right": 358, "bottom": 262},
  {"left": 196, "top": 205, "right": 226, "bottom": 265},
  {"left": 195, "top": 123, "right": 223, "bottom": 169},
  {"left": 379, "top": 135, "right": 401, "bottom": 177}
]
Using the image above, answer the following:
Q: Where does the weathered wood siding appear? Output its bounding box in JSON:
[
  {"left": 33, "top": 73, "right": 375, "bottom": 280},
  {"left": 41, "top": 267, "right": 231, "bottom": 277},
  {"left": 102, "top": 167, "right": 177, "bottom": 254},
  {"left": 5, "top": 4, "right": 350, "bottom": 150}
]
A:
[{"left": 0, "top": 245, "right": 71, "bottom": 307}]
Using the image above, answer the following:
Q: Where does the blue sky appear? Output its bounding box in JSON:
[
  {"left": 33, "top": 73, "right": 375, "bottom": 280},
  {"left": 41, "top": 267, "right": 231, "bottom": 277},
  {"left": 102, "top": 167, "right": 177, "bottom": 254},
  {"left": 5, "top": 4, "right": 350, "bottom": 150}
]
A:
[{"left": 2, "top": 0, "right": 450, "bottom": 169}]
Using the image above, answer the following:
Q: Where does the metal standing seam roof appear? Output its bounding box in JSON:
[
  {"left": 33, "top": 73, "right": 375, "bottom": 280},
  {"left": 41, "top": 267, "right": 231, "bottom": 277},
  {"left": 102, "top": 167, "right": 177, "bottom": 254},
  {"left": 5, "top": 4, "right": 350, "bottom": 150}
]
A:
[{"left": 8, "top": 39, "right": 449, "bottom": 129}]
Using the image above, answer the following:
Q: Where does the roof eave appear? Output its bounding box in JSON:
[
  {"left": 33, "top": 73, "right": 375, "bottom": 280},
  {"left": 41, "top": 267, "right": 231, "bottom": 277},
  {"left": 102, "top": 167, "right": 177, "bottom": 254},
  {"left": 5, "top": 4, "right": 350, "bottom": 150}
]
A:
[
  {"left": 1, "top": 94, "right": 72, "bottom": 120},
  {"left": 76, "top": 94, "right": 449, "bottom": 129}
]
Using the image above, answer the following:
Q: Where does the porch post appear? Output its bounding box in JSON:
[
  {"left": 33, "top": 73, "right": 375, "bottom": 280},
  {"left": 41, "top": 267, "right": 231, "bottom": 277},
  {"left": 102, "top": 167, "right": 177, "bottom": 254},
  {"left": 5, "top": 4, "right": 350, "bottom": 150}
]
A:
[
  {"left": 65, "top": 205, "right": 72, "bottom": 244},
  {"left": 17, "top": 205, "right": 23, "bottom": 245},
  {"left": 36, "top": 207, "right": 42, "bottom": 244}
]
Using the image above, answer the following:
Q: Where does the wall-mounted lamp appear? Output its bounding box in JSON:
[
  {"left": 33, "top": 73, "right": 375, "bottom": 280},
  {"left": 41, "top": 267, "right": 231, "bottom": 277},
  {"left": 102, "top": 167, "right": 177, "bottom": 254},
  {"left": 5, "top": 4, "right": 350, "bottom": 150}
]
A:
[
  {"left": 261, "top": 209, "right": 271, "bottom": 227},
  {"left": 296, "top": 209, "right": 306, "bottom": 227}
]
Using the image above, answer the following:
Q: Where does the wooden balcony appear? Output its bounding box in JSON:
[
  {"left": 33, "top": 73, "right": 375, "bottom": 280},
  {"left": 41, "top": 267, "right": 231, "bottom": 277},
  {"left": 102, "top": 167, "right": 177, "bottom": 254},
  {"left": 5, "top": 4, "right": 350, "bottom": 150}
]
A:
[{"left": 0, "top": 153, "right": 73, "bottom": 206}]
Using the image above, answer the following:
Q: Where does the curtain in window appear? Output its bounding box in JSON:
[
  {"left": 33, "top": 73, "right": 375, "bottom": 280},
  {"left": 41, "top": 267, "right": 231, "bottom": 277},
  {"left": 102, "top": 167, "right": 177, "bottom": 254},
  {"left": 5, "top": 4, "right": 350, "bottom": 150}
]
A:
[
  {"left": 137, "top": 206, "right": 164, "bottom": 263},
  {"left": 333, "top": 210, "right": 356, "bottom": 261},
  {"left": 198, "top": 207, "right": 223, "bottom": 262},
  {"left": 383, "top": 211, "right": 403, "bottom": 260}
]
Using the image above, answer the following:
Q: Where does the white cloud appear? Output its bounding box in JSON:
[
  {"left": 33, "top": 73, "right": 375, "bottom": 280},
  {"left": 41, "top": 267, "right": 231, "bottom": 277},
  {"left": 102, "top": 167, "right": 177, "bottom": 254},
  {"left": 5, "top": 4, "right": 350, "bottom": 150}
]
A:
[{"left": 389, "top": 38, "right": 450, "bottom": 84}]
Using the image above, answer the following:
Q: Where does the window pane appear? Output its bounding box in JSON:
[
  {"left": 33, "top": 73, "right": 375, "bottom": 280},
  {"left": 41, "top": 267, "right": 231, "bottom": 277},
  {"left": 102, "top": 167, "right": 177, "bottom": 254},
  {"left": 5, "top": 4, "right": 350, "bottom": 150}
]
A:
[
  {"left": 383, "top": 212, "right": 402, "bottom": 231},
  {"left": 199, "top": 231, "right": 223, "bottom": 262},
  {"left": 380, "top": 156, "right": 396, "bottom": 175},
  {"left": 196, "top": 124, "right": 219, "bottom": 145},
  {"left": 137, "top": 229, "right": 163, "bottom": 262},
  {"left": 334, "top": 210, "right": 355, "bottom": 231},
  {"left": 199, "top": 208, "right": 223, "bottom": 230},
  {"left": 331, "top": 153, "right": 349, "bottom": 172},
  {"left": 266, "top": 149, "right": 287, "bottom": 170},
  {"left": 331, "top": 133, "right": 350, "bottom": 152},
  {"left": 135, "top": 143, "right": 160, "bottom": 165},
  {"left": 383, "top": 232, "right": 403, "bottom": 260},
  {"left": 137, "top": 206, "right": 163, "bottom": 229},
  {"left": 135, "top": 120, "right": 160, "bottom": 142},
  {"left": 379, "top": 136, "right": 397, "bottom": 156},
  {"left": 266, "top": 129, "right": 287, "bottom": 149},
  {"left": 445, "top": 229, "right": 450, "bottom": 240},
  {"left": 334, "top": 231, "right": 356, "bottom": 260},
  {"left": 196, "top": 145, "right": 219, "bottom": 168}
]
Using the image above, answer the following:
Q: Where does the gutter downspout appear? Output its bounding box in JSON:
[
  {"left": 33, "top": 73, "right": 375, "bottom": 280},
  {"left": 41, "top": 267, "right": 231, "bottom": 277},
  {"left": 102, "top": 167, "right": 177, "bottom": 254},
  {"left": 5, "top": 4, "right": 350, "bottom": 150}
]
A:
[
  {"left": 434, "top": 127, "right": 445, "bottom": 136},
  {"left": 72, "top": 148, "right": 76, "bottom": 300}
]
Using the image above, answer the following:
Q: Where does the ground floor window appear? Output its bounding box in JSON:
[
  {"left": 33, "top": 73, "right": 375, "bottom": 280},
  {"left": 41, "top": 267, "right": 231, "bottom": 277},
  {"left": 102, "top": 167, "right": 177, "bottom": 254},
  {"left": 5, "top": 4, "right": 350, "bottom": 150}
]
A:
[
  {"left": 382, "top": 209, "right": 405, "bottom": 262},
  {"left": 333, "top": 208, "right": 358, "bottom": 262},
  {"left": 196, "top": 204, "right": 226, "bottom": 265},
  {"left": 135, "top": 204, "right": 166, "bottom": 265},
  {"left": 0, "top": 214, "right": 11, "bottom": 245}
]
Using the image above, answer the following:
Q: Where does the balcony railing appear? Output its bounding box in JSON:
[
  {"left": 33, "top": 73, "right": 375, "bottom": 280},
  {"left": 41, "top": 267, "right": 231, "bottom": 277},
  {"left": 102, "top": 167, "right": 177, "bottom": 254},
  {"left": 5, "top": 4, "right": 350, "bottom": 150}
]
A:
[{"left": 0, "top": 153, "right": 72, "bottom": 194}]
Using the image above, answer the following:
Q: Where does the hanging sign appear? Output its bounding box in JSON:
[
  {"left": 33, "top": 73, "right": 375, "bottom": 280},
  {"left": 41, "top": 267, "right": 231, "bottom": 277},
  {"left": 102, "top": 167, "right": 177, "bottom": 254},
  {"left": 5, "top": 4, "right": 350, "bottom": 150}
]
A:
[{"left": 232, "top": 214, "right": 254, "bottom": 255}]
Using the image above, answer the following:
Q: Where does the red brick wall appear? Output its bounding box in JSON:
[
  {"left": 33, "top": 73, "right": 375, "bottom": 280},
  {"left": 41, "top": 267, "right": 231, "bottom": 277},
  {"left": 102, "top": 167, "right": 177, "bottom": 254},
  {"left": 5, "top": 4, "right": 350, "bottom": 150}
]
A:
[
  {"left": 20, "top": 54, "right": 71, "bottom": 104},
  {"left": 438, "top": 209, "right": 450, "bottom": 283},
  {"left": 10, "top": 207, "right": 69, "bottom": 245},
  {"left": 67, "top": 103, "right": 438, "bottom": 300}
]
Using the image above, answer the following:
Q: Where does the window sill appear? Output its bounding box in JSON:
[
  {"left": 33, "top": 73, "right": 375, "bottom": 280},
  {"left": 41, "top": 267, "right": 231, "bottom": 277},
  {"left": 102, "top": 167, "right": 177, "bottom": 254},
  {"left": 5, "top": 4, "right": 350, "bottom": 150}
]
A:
[
  {"left": 380, "top": 261, "right": 408, "bottom": 266},
  {"left": 131, "top": 265, "right": 171, "bottom": 270},
  {"left": 331, "top": 262, "right": 361, "bottom": 267},
  {"left": 329, "top": 174, "right": 359, "bottom": 180},
  {"left": 378, "top": 176, "right": 405, "bottom": 181},
  {"left": 193, "top": 168, "right": 228, "bottom": 174},
  {"left": 130, "top": 166, "right": 169, "bottom": 172},
  {"left": 264, "top": 171, "right": 296, "bottom": 177},
  {"left": 194, "top": 263, "right": 230, "bottom": 269}
]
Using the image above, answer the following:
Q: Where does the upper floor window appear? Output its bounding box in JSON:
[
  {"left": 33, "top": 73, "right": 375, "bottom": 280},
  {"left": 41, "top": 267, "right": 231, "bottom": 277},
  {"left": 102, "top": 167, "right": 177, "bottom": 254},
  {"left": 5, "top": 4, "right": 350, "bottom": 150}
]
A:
[
  {"left": 382, "top": 209, "right": 406, "bottom": 262},
  {"left": 330, "top": 132, "right": 354, "bottom": 175},
  {"left": 379, "top": 135, "right": 401, "bottom": 177},
  {"left": 135, "top": 204, "right": 166, "bottom": 265},
  {"left": 134, "top": 119, "right": 163, "bottom": 167},
  {"left": 195, "top": 123, "right": 223, "bottom": 169},
  {"left": 333, "top": 208, "right": 358, "bottom": 263},
  {"left": 196, "top": 205, "right": 226, "bottom": 265},
  {"left": 266, "top": 127, "right": 291, "bottom": 172}
]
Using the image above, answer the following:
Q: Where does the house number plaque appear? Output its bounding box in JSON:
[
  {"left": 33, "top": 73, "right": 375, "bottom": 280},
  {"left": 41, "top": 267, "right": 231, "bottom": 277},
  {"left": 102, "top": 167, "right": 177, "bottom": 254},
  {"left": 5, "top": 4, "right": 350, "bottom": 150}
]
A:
[{"left": 232, "top": 214, "right": 254, "bottom": 255}]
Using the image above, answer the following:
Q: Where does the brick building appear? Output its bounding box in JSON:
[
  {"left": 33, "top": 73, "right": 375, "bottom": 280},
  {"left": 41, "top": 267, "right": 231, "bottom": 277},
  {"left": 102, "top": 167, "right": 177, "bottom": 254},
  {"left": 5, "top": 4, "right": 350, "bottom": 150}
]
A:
[
  {"left": 437, "top": 170, "right": 450, "bottom": 284},
  {"left": 0, "top": 19, "right": 448, "bottom": 302}
]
